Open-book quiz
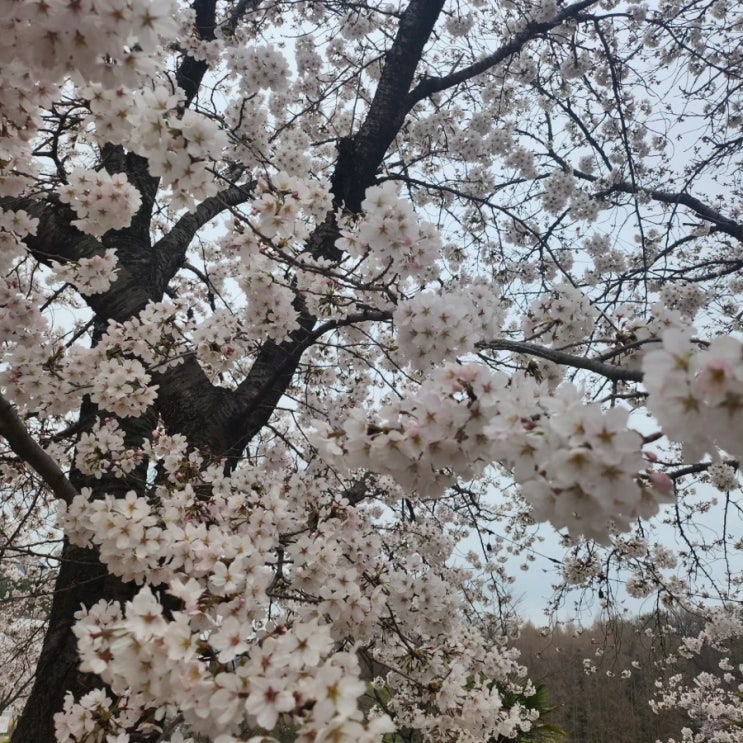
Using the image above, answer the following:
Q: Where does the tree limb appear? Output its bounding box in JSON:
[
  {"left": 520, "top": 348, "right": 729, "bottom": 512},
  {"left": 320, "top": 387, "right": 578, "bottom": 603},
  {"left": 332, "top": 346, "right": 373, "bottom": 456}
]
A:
[
  {"left": 476, "top": 338, "right": 643, "bottom": 382},
  {"left": 176, "top": 0, "right": 219, "bottom": 106},
  {"left": 332, "top": 0, "right": 447, "bottom": 211},
  {"left": 152, "top": 182, "right": 255, "bottom": 295},
  {"left": 407, "top": 0, "right": 600, "bottom": 106},
  {"left": 609, "top": 182, "right": 743, "bottom": 244},
  {"left": 568, "top": 166, "right": 743, "bottom": 246},
  {"left": 0, "top": 393, "right": 77, "bottom": 504}
]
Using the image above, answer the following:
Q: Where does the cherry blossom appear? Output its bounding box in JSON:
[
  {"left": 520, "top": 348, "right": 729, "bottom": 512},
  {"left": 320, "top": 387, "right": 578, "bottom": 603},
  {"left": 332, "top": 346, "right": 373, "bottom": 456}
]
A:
[
  {"left": 1, "top": 1, "right": 743, "bottom": 742},
  {"left": 643, "top": 330, "right": 743, "bottom": 462}
]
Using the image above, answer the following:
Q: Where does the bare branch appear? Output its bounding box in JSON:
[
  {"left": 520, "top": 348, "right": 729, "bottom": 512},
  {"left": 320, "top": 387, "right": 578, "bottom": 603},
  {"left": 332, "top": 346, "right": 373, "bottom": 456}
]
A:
[
  {"left": 610, "top": 183, "right": 743, "bottom": 244},
  {"left": 152, "top": 181, "right": 255, "bottom": 293},
  {"left": 0, "top": 394, "right": 77, "bottom": 505},
  {"left": 476, "top": 338, "right": 643, "bottom": 382}
]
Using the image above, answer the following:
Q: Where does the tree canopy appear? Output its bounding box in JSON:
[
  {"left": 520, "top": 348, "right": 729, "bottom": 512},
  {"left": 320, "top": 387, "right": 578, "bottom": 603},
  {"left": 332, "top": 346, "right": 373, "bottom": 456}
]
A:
[{"left": 1, "top": 1, "right": 743, "bottom": 741}]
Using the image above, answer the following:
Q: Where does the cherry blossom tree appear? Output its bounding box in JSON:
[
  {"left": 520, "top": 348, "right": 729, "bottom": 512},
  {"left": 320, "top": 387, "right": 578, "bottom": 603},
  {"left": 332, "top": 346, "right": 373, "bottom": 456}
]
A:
[{"left": 1, "top": 0, "right": 743, "bottom": 741}]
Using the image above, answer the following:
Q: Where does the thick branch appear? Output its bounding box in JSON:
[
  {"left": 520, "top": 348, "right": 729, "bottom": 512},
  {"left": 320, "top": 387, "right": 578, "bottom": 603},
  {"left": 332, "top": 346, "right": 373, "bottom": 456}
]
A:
[
  {"left": 154, "top": 310, "right": 392, "bottom": 458},
  {"left": 0, "top": 393, "right": 77, "bottom": 504},
  {"left": 152, "top": 182, "right": 254, "bottom": 295},
  {"left": 158, "top": 0, "right": 448, "bottom": 451},
  {"left": 1, "top": 195, "right": 159, "bottom": 322},
  {"left": 5, "top": 181, "right": 253, "bottom": 324},
  {"left": 407, "top": 0, "right": 600, "bottom": 106},
  {"left": 476, "top": 338, "right": 643, "bottom": 382},
  {"left": 231, "top": 309, "right": 393, "bottom": 451},
  {"left": 176, "top": 0, "right": 219, "bottom": 106},
  {"left": 611, "top": 182, "right": 743, "bottom": 244},
  {"left": 185, "top": 0, "right": 451, "bottom": 452},
  {"left": 180, "top": 0, "right": 453, "bottom": 452},
  {"left": 332, "top": 0, "right": 446, "bottom": 211},
  {"left": 1, "top": 196, "right": 100, "bottom": 265},
  {"left": 568, "top": 166, "right": 743, "bottom": 246}
]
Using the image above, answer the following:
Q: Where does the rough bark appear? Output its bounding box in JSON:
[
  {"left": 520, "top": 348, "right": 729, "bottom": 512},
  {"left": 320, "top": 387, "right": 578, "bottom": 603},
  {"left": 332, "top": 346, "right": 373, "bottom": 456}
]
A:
[{"left": 12, "top": 398, "right": 157, "bottom": 742}]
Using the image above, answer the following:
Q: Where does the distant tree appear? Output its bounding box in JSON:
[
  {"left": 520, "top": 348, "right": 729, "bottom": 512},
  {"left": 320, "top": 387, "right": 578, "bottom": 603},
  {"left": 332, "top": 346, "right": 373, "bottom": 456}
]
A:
[{"left": 515, "top": 612, "right": 743, "bottom": 743}]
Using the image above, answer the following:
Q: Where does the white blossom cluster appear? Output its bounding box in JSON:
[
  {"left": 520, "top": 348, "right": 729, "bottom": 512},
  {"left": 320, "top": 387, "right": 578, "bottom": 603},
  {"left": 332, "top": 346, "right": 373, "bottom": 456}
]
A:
[
  {"left": 75, "top": 418, "right": 143, "bottom": 479},
  {"left": 643, "top": 329, "right": 743, "bottom": 462},
  {"left": 0, "top": 211, "right": 47, "bottom": 396},
  {"left": 612, "top": 537, "right": 679, "bottom": 600},
  {"left": 382, "top": 626, "right": 536, "bottom": 743},
  {"left": 0, "top": 208, "right": 38, "bottom": 273},
  {"left": 394, "top": 283, "right": 505, "bottom": 369},
  {"left": 52, "top": 249, "right": 120, "bottom": 294},
  {"left": 561, "top": 53, "right": 592, "bottom": 80},
  {"left": 54, "top": 437, "right": 538, "bottom": 743},
  {"left": 58, "top": 168, "right": 142, "bottom": 237},
  {"left": 659, "top": 281, "right": 709, "bottom": 320},
  {"left": 315, "top": 363, "right": 673, "bottom": 542},
  {"left": 561, "top": 552, "right": 602, "bottom": 585},
  {"left": 335, "top": 181, "right": 442, "bottom": 283},
  {"left": 83, "top": 84, "right": 229, "bottom": 211},
  {"left": 99, "top": 300, "right": 192, "bottom": 370},
  {"left": 652, "top": 609, "right": 743, "bottom": 743},
  {"left": 1, "top": 299, "right": 188, "bottom": 423},
  {"left": 190, "top": 309, "right": 253, "bottom": 373},
  {"left": 1, "top": 0, "right": 177, "bottom": 81},
  {"left": 1, "top": 340, "right": 81, "bottom": 417},
  {"left": 0, "top": 0, "right": 178, "bottom": 196},
  {"left": 541, "top": 170, "right": 574, "bottom": 213},
  {"left": 523, "top": 284, "right": 598, "bottom": 346},
  {"left": 250, "top": 172, "right": 333, "bottom": 240},
  {"left": 90, "top": 357, "right": 158, "bottom": 418},
  {"left": 238, "top": 257, "right": 300, "bottom": 343},
  {"left": 56, "top": 605, "right": 393, "bottom": 743},
  {"left": 536, "top": 165, "right": 604, "bottom": 224},
  {"left": 602, "top": 301, "right": 690, "bottom": 375},
  {"left": 583, "top": 233, "right": 626, "bottom": 281},
  {"left": 707, "top": 462, "right": 739, "bottom": 492},
  {"left": 228, "top": 44, "right": 291, "bottom": 92},
  {"left": 0, "top": 336, "right": 160, "bottom": 420},
  {"left": 219, "top": 174, "right": 337, "bottom": 343}
]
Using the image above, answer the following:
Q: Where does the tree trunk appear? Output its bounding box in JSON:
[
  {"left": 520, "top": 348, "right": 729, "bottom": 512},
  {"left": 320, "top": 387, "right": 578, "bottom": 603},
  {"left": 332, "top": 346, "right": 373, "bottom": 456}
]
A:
[{"left": 11, "top": 542, "right": 132, "bottom": 742}]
